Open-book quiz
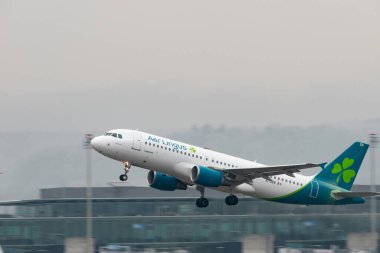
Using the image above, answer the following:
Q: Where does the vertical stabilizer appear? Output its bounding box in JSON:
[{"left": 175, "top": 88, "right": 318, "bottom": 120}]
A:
[{"left": 314, "top": 142, "right": 369, "bottom": 190}]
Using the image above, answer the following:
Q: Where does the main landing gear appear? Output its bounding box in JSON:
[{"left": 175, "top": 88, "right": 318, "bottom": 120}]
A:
[
  {"left": 195, "top": 186, "right": 209, "bottom": 208},
  {"left": 225, "top": 194, "right": 239, "bottom": 206},
  {"left": 119, "top": 161, "right": 131, "bottom": 182},
  {"left": 194, "top": 186, "right": 239, "bottom": 208}
]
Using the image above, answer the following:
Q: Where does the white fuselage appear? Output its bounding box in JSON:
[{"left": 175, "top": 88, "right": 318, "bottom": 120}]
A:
[{"left": 91, "top": 129, "right": 313, "bottom": 200}]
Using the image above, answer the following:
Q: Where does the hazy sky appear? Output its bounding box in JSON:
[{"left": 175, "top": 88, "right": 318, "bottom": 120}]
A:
[{"left": 1, "top": 0, "right": 379, "bottom": 132}]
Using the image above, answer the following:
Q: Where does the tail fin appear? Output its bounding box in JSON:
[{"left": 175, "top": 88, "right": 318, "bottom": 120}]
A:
[{"left": 314, "top": 142, "right": 369, "bottom": 190}]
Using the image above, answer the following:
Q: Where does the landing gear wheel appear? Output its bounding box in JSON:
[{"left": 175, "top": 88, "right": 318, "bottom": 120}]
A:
[
  {"left": 196, "top": 198, "right": 201, "bottom": 208},
  {"left": 119, "top": 174, "right": 128, "bottom": 181},
  {"left": 225, "top": 195, "right": 239, "bottom": 206},
  {"left": 196, "top": 197, "right": 209, "bottom": 208}
]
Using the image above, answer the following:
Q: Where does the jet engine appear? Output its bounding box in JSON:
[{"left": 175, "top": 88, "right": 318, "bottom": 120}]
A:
[
  {"left": 148, "top": 171, "right": 187, "bottom": 191},
  {"left": 190, "top": 165, "right": 224, "bottom": 187}
]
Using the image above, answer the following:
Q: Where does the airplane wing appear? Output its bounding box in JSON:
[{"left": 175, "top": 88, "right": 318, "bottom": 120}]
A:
[
  {"left": 222, "top": 163, "right": 323, "bottom": 180},
  {"left": 332, "top": 191, "right": 380, "bottom": 199}
]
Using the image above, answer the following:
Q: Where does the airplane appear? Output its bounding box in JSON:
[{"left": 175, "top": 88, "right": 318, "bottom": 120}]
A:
[{"left": 91, "top": 129, "right": 379, "bottom": 208}]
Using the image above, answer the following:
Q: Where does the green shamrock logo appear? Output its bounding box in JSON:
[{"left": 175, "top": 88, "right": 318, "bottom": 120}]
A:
[
  {"left": 331, "top": 157, "right": 356, "bottom": 183},
  {"left": 189, "top": 147, "right": 197, "bottom": 153}
]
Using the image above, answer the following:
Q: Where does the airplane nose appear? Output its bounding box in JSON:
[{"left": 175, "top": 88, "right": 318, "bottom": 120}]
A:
[{"left": 90, "top": 136, "right": 101, "bottom": 151}]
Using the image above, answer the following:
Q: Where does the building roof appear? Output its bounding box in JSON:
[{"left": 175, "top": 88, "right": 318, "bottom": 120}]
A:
[
  {"left": 39, "top": 186, "right": 227, "bottom": 199},
  {"left": 0, "top": 185, "right": 378, "bottom": 206}
]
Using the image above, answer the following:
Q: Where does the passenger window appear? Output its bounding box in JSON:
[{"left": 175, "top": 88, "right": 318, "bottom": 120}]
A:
[
  {"left": 192, "top": 154, "right": 194, "bottom": 157},
  {"left": 196, "top": 155, "right": 198, "bottom": 158},
  {"left": 153, "top": 144, "right": 155, "bottom": 147},
  {"left": 200, "top": 156, "right": 203, "bottom": 159}
]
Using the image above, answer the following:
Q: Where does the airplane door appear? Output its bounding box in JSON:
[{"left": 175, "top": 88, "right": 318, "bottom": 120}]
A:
[
  {"left": 132, "top": 131, "right": 142, "bottom": 151},
  {"left": 310, "top": 180, "right": 319, "bottom": 198}
]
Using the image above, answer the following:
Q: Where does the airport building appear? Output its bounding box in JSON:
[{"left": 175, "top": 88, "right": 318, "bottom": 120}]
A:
[{"left": 0, "top": 186, "right": 379, "bottom": 253}]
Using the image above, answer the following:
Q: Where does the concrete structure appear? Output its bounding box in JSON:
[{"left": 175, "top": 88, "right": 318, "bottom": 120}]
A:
[
  {"left": 242, "top": 235, "right": 273, "bottom": 253},
  {"left": 65, "top": 238, "right": 94, "bottom": 253},
  {"left": 347, "top": 233, "right": 378, "bottom": 252}
]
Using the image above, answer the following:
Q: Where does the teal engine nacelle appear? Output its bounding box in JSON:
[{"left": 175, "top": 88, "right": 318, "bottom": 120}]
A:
[
  {"left": 190, "top": 165, "right": 224, "bottom": 187},
  {"left": 148, "top": 171, "right": 187, "bottom": 191}
]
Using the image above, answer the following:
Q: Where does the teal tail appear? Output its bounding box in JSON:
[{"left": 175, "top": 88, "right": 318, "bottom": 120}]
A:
[{"left": 314, "top": 142, "right": 369, "bottom": 190}]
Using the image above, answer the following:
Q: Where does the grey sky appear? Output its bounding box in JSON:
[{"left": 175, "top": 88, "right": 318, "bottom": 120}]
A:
[{"left": 1, "top": 0, "right": 380, "bottom": 132}]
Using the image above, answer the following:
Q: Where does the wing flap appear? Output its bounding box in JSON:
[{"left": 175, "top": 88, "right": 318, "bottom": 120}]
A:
[{"left": 223, "top": 163, "right": 322, "bottom": 179}]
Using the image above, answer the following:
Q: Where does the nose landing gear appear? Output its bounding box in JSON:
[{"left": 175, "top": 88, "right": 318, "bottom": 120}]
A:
[{"left": 119, "top": 161, "right": 131, "bottom": 182}]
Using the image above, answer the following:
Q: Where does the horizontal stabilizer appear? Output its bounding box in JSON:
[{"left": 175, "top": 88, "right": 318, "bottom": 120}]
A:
[{"left": 332, "top": 191, "right": 380, "bottom": 199}]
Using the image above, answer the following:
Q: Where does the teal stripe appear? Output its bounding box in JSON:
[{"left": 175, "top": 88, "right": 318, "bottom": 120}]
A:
[{"left": 264, "top": 181, "right": 311, "bottom": 201}]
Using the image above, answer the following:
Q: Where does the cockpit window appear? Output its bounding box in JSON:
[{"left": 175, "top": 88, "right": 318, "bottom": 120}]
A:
[{"left": 104, "top": 132, "right": 123, "bottom": 138}]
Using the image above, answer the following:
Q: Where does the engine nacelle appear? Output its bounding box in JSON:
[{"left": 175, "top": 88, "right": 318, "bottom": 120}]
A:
[
  {"left": 190, "top": 165, "right": 224, "bottom": 187},
  {"left": 148, "top": 171, "right": 187, "bottom": 191}
]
